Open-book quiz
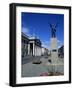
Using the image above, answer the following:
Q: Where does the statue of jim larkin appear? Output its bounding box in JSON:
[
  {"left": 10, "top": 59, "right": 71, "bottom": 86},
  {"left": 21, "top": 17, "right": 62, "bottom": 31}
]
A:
[{"left": 50, "top": 24, "right": 57, "bottom": 38}]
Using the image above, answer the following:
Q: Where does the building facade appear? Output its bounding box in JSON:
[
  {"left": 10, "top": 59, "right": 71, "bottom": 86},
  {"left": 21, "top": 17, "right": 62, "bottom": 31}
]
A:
[
  {"left": 58, "top": 45, "right": 64, "bottom": 58},
  {"left": 22, "top": 33, "right": 42, "bottom": 57},
  {"left": 41, "top": 47, "right": 50, "bottom": 56},
  {"left": 28, "top": 37, "right": 42, "bottom": 56},
  {"left": 22, "top": 32, "right": 29, "bottom": 57}
]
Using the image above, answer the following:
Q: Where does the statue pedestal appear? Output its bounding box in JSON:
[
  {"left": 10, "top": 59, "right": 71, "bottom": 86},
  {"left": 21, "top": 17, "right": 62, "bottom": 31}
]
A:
[{"left": 51, "top": 38, "right": 58, "bottom": 72}]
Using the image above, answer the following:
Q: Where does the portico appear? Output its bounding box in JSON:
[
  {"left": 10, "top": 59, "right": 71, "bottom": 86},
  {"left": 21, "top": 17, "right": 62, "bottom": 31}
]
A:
[{"left": 28, "top": 37, "right": 42, "bottom": 56}]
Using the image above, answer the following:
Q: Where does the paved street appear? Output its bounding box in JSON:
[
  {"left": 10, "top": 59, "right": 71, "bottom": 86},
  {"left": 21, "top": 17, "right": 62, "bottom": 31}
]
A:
[
  {"left": 22, "top": 56, "right": 42, "bottom": 64},
  {"left": 21, "top": 55, "right": 64, "bottom": 77}
]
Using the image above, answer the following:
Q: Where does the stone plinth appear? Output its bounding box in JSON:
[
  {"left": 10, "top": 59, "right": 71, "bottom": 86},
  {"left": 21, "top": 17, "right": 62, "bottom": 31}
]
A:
[{"left": 51, "top": 38, "right": 58, "bottom": 72}]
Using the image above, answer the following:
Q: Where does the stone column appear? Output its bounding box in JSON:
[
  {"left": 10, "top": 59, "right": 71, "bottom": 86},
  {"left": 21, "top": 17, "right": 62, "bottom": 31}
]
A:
[
  {"left": 35, "top": 46, "right": 37, "bottom": 56},
  {"left": 28, "top": 43, "right": 30, "bottom": 55},
  {"left": 33, "top": 42, "right": 35, "bottom": 56},
  {"left": 39, "top": 47, "right": 41, "bottom": 56},
  {"left": 35, "top": 46, "right": 36, "bottom": 56},
  {"left": 40, "top": 47, "right": 42, "bottom": 56}
]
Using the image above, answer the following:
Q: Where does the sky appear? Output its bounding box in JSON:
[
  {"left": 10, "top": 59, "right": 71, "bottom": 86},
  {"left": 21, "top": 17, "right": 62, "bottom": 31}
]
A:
[{"left": 21, "top": 12, "right": 64, "bottom": 49}]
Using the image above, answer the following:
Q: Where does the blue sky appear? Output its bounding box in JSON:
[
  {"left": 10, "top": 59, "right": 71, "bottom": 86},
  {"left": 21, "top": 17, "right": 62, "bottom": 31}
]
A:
[{"left": 21, "top": 12, "right": 64, "bottom": 49}]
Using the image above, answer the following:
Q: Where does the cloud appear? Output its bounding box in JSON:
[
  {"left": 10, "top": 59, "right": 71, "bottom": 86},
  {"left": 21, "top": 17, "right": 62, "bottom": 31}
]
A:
[
  {"left": 42, "top": 40, "right": 63, "bottom": 49},
  {"left": 22, "top": 27, "right": 31, "bottom": 37},
  {"left": 22, "top": 27, "right": 29, "bottom": 34},
  {"left": 58, "top": 39, "right": 63, "bottom": 48},
  {"left": 42, "top": 41, "right": 50, "bottom": 49}
]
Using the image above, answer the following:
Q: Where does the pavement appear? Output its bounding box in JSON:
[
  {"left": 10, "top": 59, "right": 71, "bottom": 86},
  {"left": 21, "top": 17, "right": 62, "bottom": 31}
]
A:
[{"left": 21, "top": 55, "right": 64, "bottom": 77}]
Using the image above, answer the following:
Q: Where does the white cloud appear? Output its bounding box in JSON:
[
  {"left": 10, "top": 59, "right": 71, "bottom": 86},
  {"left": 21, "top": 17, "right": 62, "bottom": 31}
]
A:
[
  {"left": 58, "top": 40, "right": 61, "bottom": 43},
  {"left": 42, "top": 40, "right": 63, "bottom": 49},
  {"left": 57, "top": 39, "right": 63, "bottom": 48},
  {"left": 22, "top": 27, "right": 32, "bottom": 37},
  {"left": 42, "top": 41, "right": 50, "bottom": 49},
  {"left": 22, "top": 27, "right": 29, "bottom": 34}
]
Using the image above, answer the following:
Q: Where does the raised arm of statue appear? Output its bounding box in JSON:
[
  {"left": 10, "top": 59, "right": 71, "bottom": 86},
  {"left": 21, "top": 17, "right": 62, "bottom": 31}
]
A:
[{"left": 50, "top": 24, "right": 58, "bottom": 38}]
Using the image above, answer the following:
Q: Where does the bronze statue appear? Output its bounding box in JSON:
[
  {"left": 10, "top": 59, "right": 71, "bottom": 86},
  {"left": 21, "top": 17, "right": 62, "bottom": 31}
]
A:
[{"left": 50, "top": 24, "right": 57, "bottom": 38}]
